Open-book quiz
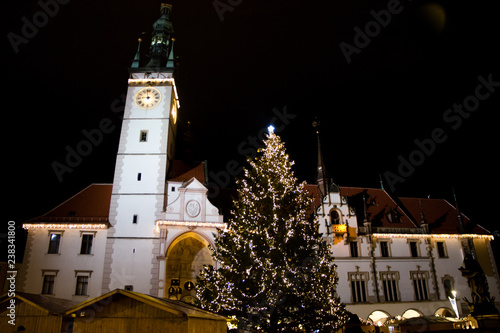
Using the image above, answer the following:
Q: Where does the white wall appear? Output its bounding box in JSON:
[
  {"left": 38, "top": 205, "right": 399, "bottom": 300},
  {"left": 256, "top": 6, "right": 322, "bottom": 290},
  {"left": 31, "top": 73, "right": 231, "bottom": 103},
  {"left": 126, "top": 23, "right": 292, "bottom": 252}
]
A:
[{"left": 21, "top": 228, "right": 107, "bottom": 300}]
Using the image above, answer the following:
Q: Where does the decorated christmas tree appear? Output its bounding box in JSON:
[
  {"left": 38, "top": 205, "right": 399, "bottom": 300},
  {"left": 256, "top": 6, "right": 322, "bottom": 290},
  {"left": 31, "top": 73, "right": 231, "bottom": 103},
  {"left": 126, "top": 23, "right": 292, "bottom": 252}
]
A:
[{"left": 197, "top": 126, "right": 347, "bottom": 332}]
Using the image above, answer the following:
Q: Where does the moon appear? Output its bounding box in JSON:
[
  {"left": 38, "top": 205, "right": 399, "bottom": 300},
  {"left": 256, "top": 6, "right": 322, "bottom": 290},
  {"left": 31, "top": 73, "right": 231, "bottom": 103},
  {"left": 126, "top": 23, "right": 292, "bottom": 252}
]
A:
[{"left": 419, "top": 3, "right": 446, "bottom": 34}]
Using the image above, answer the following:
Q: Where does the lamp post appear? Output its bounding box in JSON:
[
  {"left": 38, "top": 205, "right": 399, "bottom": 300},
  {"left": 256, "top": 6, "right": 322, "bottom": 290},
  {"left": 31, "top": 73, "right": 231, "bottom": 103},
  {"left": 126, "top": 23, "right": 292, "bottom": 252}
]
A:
[{"left": 448, "top": 290, "right": 460, "bottom": 319}]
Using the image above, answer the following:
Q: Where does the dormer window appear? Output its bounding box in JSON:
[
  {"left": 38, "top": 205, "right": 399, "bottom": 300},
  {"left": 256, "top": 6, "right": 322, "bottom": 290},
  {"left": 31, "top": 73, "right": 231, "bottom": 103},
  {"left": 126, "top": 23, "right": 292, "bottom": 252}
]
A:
[{"left": 387, "top": 209, "right": 401, "bottom": 223}]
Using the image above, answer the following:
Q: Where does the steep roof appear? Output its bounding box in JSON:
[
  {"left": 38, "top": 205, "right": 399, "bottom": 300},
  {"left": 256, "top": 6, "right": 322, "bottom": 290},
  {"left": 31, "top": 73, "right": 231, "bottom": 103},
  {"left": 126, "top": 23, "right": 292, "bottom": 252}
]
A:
[
  {"left": 338, "top": 186, "right": 489, "bottom": 235},
  {"left": 399, "top": 196, "right": 489, "bottom": 234},
  {"left": 26, "top": 184, "right": 112, "bottom": 224},
  {"left": 24, "top": 161, "right": 207, "bottom": 225},
  {"left": 340, "top": 187, "right": 418, "bottom": 229},
  {"left": 168, "top": 160, "right": 206, "bottom": 183},
  {"left": 64, "top": 289, "right": 228, "bottom": 321},
  {"left": 23, "top": 166, "right": 489, "bottom": 236},
  {"left": 0, "top": 291, "right": 78, "bottom": 314}
]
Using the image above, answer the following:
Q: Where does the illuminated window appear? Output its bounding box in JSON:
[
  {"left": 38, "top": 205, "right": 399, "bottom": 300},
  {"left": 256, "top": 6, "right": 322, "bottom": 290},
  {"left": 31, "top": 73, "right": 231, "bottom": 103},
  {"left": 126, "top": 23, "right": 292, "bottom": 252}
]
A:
[
  {"left": 48, "top": 233, "right": 61, "bottom": 254},
  {"left": 171, "top": 100, "right": 178, "bottom": 124}
]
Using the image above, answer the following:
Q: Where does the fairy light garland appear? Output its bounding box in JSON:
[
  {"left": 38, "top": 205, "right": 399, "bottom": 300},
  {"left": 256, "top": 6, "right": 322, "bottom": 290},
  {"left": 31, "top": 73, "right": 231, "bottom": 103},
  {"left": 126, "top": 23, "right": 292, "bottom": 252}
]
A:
[
  {"left": 23, "top": 223, "right": 108, "bottom": 230},
  {"left": 195, "top": 129, "right": 347, "bottom": 331},
  {"left": 372, "top": 233, "right": 494, "bottom": 240}
]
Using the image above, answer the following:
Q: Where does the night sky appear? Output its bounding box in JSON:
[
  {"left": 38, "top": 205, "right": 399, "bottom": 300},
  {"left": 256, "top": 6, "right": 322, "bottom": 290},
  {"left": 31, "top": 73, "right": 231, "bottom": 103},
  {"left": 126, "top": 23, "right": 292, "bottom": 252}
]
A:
[{"left": 4, "top": 0, "right": 499, "bottom": 240}]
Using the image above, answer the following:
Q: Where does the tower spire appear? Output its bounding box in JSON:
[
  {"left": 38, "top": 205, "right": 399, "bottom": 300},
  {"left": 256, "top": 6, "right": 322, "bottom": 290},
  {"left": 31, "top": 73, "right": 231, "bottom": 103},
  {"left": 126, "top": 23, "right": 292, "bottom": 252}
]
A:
[
  {"left": 313, "top": 119, "right": 329, "bottom": 197},
  {"left": 131, "top": 38, "right": 142, "bottom": 68},
  {"left": 146, "top": 3, "right": 174, "bottom": 68}
]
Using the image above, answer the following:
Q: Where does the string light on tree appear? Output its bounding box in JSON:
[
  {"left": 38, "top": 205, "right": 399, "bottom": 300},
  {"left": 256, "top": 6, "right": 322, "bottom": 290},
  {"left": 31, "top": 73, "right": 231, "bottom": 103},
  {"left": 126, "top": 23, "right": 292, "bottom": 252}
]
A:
[{"left": 196, "top": 129, "right": 347, "bottom": 332}]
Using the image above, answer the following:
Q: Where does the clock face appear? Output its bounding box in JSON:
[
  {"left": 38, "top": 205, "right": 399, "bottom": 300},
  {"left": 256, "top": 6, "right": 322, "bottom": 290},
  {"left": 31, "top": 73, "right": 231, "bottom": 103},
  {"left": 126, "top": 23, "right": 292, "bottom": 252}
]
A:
[{"left": 135, "top": 87, "right": 161, "bottom": 109}]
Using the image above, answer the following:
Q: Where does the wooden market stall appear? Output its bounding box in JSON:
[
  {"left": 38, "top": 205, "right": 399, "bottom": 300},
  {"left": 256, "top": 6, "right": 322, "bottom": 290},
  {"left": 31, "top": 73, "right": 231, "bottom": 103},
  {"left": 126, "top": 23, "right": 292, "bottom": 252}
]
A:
[
  {"left": 0, "top": 291, "right": 77, "bottom": 333},
  {"left": 64, "top": 289, "right": 228, "bottom": 333}
]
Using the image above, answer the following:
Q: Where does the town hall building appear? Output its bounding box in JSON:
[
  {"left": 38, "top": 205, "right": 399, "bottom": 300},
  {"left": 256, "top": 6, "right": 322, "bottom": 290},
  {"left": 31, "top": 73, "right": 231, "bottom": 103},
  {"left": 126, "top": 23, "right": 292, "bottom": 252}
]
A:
[{"left": 17, "top": 3, "right": 500, "bottom": 325}]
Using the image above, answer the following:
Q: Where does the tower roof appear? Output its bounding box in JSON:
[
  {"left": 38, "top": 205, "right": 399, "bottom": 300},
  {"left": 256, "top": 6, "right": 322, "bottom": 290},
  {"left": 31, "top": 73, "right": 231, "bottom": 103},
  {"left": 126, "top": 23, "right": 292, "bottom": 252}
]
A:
[
  {"left": 313, "top": 119, "right": 335, "bottom": 196},
  {"left": 131, "top": 3, "right": 175, "bottom": 70}
]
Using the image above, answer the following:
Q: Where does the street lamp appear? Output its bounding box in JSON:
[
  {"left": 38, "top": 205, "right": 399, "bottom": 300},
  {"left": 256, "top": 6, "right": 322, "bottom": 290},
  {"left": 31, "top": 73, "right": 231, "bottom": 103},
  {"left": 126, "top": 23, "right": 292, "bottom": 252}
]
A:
[{"left": 448, "top": 290, "right": 460, "bottom": 319}]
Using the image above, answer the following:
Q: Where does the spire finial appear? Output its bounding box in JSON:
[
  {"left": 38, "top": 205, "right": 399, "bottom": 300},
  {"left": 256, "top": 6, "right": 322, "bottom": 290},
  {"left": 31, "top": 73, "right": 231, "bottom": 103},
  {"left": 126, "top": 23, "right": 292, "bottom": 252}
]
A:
[
  {"left": 452, "top": 186, "right": 465, "bottom": 233},
  {"left": 419, "top": 199, "right": 426, "bottom": 224},
  {"left": 131, "top": 37, "right": 143, "bottom": 68},
  {"left": 379, "top": 173, "right": 385, "bottom": 190},
  {"left": 419, "top": 198, "right": 429, "bottom": 233}
]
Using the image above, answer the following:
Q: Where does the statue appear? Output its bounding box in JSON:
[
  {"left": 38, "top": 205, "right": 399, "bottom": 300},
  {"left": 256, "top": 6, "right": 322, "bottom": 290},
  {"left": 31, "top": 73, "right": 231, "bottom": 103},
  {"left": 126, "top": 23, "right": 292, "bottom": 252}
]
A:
[{"left": 459, "top": 254, "right": 499, "bottom": 316}]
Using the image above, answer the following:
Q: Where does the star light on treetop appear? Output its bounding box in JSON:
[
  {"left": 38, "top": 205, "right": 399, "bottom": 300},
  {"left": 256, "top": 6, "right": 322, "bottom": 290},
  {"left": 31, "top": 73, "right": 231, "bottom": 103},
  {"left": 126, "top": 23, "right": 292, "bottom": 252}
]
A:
[{"left": 268, "top": 125, "right": 275, "bottom": 133}]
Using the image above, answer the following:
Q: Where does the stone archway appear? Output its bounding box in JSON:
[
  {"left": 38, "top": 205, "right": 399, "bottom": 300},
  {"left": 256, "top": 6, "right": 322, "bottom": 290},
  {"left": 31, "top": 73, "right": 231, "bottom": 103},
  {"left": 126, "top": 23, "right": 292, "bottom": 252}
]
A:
[{"left": 165, "top": 232, "right": 215, "bottom": 304}]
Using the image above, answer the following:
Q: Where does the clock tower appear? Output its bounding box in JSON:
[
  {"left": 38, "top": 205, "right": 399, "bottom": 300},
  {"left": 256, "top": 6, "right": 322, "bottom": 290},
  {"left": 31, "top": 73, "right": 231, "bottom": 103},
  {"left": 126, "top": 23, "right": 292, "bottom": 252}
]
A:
[{"left": 102, "top": 3, "right": 180, "bottom": 295}]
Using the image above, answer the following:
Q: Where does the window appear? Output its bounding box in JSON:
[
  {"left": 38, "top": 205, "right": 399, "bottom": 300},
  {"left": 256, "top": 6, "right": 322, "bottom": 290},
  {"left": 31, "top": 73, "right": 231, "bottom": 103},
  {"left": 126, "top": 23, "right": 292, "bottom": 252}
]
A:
[
  {"left": 48, "top": 233, "right": 61, "bottom": 254},
  {"left": 42, "top": 275, "right": 55, "bottom": 294},
  {"left": 380, "top": 241, "right": 390, "bottom": 257},
  {"left": 133, "top": 214, "right": 138, "bottom": 224},
  {"left": 380, "top": 271, "right": 399, "bottom": 302},
  {"left": 409, "top": 241, "right": 419, "bottom": 257},
  {"left": 411, "top": 270, "right": 430, "bottom": 301},
  {"left": 139, "top": 130, "right": 148, "bottom": 142},
  {"left": 387, "top": 209, "right": 401, "bottom": 223},
  {"left": 330, "top": 210, "right": 341, "bottom": 224},
  {"left": 80, "top": 234, "right": 93, "bottom": 255},
  {"left": 124, "top": 285, "right": 134, "bottom": 291},
  {"left": 75, "top": 276, "right": 89, "bottom": 296},
  {"left": 436, "top": 241, "right": 447, "bottom": 258},
  {"left": 350, "top": 241, "right": 359, "bottom": 258},
  {"left": 137, "top": 173, "right": 142, "bottom": 181},
  {"left": 442, "top": 276, "right": 455, "bottom": 299},
  {"left": 349, "top": 272, "right": 369, "bottom": 303}
]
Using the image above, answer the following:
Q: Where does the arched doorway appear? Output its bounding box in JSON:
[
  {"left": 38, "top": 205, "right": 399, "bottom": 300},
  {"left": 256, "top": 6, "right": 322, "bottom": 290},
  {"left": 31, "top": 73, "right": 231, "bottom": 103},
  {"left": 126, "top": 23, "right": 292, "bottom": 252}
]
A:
[
  {"left": 434, "top": 307, "right": 456, "bottom": 318},
  {"left": 402, "top": 308, "right": 423, "bottom": 319},
  {"left": 165, "top": 232, "right": 215, "bottom": 305},
  {"left": 367, "top": 310, "right": 391, "bottom": 326}
]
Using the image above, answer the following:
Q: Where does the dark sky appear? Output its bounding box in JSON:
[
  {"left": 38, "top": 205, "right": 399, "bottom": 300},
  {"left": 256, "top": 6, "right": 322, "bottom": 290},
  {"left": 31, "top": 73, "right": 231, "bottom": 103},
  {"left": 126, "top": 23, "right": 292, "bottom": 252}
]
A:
[{"left": 4, "top": 0, "right": 499, "bottom": 237}]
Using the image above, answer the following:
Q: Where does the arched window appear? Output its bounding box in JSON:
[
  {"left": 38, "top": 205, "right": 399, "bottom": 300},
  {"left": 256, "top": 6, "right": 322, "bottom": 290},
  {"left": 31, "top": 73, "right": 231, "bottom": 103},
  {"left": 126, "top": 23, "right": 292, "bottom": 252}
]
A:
[
  {"left": 330, "top": 210, "right": 341, "bottom": 224},
  {"left": 443, "top": 277, "right": 454, "bottom": 298}
]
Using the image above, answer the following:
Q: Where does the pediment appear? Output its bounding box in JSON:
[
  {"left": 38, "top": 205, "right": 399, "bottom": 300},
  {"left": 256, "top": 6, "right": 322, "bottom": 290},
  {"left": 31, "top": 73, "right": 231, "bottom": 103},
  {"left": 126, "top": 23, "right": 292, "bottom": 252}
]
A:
[{"left": 179, "top": 177, "right": 207, "bottom": 192}]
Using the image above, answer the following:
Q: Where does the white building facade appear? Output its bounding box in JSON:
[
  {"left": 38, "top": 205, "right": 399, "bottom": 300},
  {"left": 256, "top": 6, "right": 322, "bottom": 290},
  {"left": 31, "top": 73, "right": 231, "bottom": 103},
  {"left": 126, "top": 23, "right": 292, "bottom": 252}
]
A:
[{"left": 313, "top": 182, "right": 499, "bottom": 322}]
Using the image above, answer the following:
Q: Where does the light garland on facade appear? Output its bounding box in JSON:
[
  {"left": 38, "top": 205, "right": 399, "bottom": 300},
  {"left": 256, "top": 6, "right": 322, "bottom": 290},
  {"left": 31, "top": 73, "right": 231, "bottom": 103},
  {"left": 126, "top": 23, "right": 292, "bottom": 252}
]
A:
[
  {"left": 156, "top": 220, "right": 227, "bottom": 230},
  {"left": 372, "top": 233, "right": 494, "bottom": 240},
  {"left": 128, "top": 77, "right": 181, "bottom": 108},
  {"left": 23, "top": 223, "right": 108, "bottom": 230}
]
